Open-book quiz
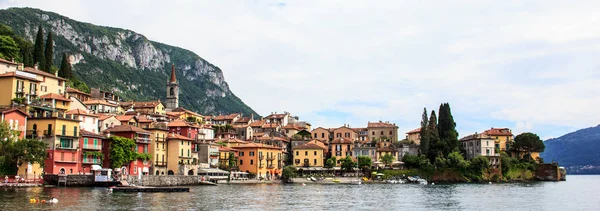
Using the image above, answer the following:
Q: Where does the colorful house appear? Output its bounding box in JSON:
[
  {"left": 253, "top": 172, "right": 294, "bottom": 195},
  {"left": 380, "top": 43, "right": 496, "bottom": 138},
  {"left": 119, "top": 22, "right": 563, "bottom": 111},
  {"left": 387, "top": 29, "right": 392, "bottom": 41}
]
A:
[
  {"left": 405, "top": 128, "right": 421, "bottom": 145},
  {"left": 79, "top": 129, "right": 104, "bottom": 174},
  {"left": 145, "top": 122, "right": 169, "bottom": 175},
  {"left": 233, "top": 143, "right": 283, "bottom": 179},
  {"left": 331, "top": 137, "right": 354, "bottom": 165},
  {"left": 166, "top": 133, "right": 196, "bottom": 175},
  {"left": 103, "top": 125, "right": 151, "bottom": 176},
  {"left": 482, "top": 128, "right": 513, "bottom": 151},
  {"left": 292, "top": 140, "right": 326, "bottom": 167}
]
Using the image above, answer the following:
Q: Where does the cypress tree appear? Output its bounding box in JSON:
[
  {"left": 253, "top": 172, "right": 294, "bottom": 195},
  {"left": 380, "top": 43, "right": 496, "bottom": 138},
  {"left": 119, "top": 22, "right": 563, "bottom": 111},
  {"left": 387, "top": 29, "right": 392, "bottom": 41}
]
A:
[
  {"left": 419, "top": 108, "right": 430, "bottom": 155},
  {"left": 33, "top": 26, "right": 44, "bottom": 69},
  {"left": 44, "top": 31, "right": 53, "bottom": 73},
  {"left": 427, "top": 110, "right": 441, "bottom": 162},
  {"left": 438, "top": 103, "right": 459, "bottom": 156},
  {"left": 20, "top": 42, "right": 33, "bottom": 67},
  {"left": 58, "top": 53, "right": 72, "bottom": 79}
]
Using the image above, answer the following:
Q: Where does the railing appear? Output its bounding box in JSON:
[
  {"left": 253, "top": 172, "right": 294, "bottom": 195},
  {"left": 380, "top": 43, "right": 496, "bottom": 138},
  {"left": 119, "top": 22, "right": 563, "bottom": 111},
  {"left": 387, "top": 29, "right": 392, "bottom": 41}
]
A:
[
  {"left": 135, "top": 137, "right": 150, "bottom": 143},
  {"left": 30, "top": 90, "right": 37, "bottom": 95},
  {"left": 259, "top": 155, "right": 264, "bottom": 160},
  {"left": 15, "top": 87, "right": 24, "bottom": 93},
  {"left": 155, "top": 137, "right": 166, "bottom": 142},
  {"left": 83, "top": 159, "right": 101, "bottom": 164},
  {"left": 154, "top": 161, "right": 167, "bottom": 166},
  {"left": 30, "top": 112, "right": 78, "bottom": 120},
  {"left": 267, "top": 156, "right": 275, "bottom": 161},
  {"left": 267, "top": 165, "right": 274, "bottom": 169},
  {"left": 209, "top": 152, "right": 220, "bottom": 157},
  {"left": 82, "top": 145, "right": 101, "bottom": 150},
  {"left": 55, "top": 158, "right": 77, "bottom": 163},
  {"left": 56, "top": 144, "right": 77, "bottom": 150},
  {"left": 45, "top": 130, "right": 78, "bottom": 137}
]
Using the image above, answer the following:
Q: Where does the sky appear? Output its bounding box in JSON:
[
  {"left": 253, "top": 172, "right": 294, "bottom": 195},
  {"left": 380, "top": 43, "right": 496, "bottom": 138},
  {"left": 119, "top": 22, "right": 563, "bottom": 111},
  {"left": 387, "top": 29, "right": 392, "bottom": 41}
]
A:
[{"left": 1, "top": 0, "right": 599, "bottom": 140}]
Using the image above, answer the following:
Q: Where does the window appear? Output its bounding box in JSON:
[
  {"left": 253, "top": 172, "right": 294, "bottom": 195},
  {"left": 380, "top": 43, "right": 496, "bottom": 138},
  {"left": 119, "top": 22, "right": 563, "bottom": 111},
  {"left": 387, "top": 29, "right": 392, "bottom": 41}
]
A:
[
  {"left": 295, "top": 151, "right": 298, "bottom": 156},
  {"left": 314, "top": 159, "right": 317, "bottom": 165},
  {"left": 389, "top": 131, "right": 392, "bottom": 135},
  {"left": 380, "top": 131, "right": 384, "bottom": 135},
  {"left": 345, "top": 132, "right": 350, "bottom": 138},
  {"left": 240, "top": 160, "right": 243, "bottom": 165},
  {"left": 314, "top": 133, "right": 317, "bottom": 138},
  {"left": 84, "top": 138, "right": 88, "bottom": 145},
  {"left": 62, "top": 125, "right": 66, "bottom": 136},
  {"left": 321, "top": 133, "right": 324, "bottom": 138},
  {"left": 181, "top": 149, "right": 183, "bottom": 156},
  {"left": 250, "top": 159, "right": 253, "bottom": 165},
  {"left": 250, "top": 152, "right": 255, "bottom": 156},
  {"left": 73, "top": 126, "right": 77, "bottom": 136},
  {"left": 295, "top": 159, "right": 300, "bottom": 164},
  {"left": 314, "top": 151, "right": 317, "bottom": 156},
  {"left": 181, "top": 141, "right": 183, "bottom": 145},
  {"left": 240, "top": 152, "right": 244, "bottom": 156},
  {"left": 305, "top": 151, "right": 308, "bottom": 156},
  {"left": 372, "top": 131, "right": 375, "bottom": 135},
  {"left": 486, "top": 141, "right": 489, "bottom": 146}
]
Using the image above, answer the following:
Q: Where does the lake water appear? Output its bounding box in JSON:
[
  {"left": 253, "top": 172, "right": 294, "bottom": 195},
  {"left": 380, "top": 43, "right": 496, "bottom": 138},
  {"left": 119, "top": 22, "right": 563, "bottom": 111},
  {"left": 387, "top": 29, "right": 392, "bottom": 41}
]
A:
[{"left": 1, "top": 175, "right": 598, "bottom": 210}]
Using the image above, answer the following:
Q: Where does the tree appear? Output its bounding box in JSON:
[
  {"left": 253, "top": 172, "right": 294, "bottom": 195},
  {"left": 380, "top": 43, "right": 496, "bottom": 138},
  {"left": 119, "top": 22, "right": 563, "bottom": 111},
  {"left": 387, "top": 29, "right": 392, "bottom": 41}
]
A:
[
  {"left": 20, "top": 42, "right": 33, "bottom": 67},
  {"left": 339, "top": 156, "right": 355, "bottom": 173},
  {"left": 380, "top": 154, "right": 394, "bottom": 167},
  {"left": 512, "top": 132, "right": 545, "bottom": 159},
  {"left": 357, "top": 156, "right": 372, "bottom": 168},
  {"left": 58, "top": 53, "right": 73, "bottom": 79},
  {"left": 0, "top": 121, "right": 46, "bottom": 175},
  {"left": 108, "top": 136, "right": 138, "bottom": 169},
  {"left": 437, "top": 103, "right": 459, "bottom": 157},
  {"left": 33, "top": 26, "right": 45, "bottom": 69},
  {"left": 427, "top": 110, "right": 442, "bottom": 162},
  {"left": 324, "top": 157, "right": 336, "bottom": 168},
  {"left": 228, "top": 152, "right": 237, "bottom": 167},
  {"left": 44, "top": 31, "right": 54, "bottom": 73},
  {"left": 0, "top": 35, "right": 19, "bottom": 61},
  {"left": 281, "top": 166, "right": 297, "bottom": 183},
  {"left": 419, "top": 108, "right": 430, "bottom": 155}
]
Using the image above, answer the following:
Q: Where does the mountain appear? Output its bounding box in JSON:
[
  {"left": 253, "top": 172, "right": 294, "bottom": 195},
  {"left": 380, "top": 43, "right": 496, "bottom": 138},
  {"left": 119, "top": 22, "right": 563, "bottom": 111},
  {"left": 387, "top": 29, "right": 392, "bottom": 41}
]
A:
[
  {"left": 541, "top": 125, "right": 600, "bottom": 174},
  {"left": 0, "top": 7, "right": 258, "bottom": 116}
]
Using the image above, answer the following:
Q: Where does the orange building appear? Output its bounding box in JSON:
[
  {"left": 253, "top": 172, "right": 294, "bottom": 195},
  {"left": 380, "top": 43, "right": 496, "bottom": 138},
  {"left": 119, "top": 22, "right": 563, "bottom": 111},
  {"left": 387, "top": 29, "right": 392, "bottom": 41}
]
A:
[
  {"left": 331, "top": 137, "right": 354, "bottom": 165},
  {"left": 233, "top": 143, "right": 282, "bottom": 179}
]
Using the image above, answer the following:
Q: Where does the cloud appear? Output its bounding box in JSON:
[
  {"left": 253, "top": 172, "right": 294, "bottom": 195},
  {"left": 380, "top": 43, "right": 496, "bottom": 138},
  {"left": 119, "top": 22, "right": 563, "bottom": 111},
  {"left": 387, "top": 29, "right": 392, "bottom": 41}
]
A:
[{"left": 2, "top": 0, "right": 599, "bottom": 139}]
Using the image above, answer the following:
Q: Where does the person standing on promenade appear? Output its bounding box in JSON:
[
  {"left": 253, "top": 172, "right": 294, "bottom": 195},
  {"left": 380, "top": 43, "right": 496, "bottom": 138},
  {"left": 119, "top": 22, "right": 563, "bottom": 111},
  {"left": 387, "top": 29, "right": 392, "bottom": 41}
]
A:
[{"left": 4, "top": 175, "right": 7, "bottom": 184}]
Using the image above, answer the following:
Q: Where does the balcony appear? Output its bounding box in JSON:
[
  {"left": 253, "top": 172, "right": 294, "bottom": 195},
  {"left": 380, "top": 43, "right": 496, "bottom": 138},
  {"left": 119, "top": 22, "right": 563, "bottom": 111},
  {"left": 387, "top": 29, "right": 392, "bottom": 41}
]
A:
[
  {"left": 155, "top": 137, "right": 166, "bottom": 142},
  {"left": 29, "top": 111, "right": 79, "bottom": 121},
  {"left": 55, "top": 158, "right": 77, "bottom": 163},
  {"left": 29, "top": 90, "right": 37, "bottom": 96},
  {"left": 83, "top": 159, "right": 101, "bottom": 164},
  {"left": 135, "top": 137, "right": 150, "bottom": 143},
  {"left": 259, "top": 155, "right": 265, "bottom": 160},
  {"left": 49, "top": 130, "right": 78, "bottom": 137},
  {"left": 154, "top": 161, "right": 167, "bottom": 166},
  {"left": 267, "top": 165, "right": 274, "bottom": 169},
  {"left": 15, "top": 87, "right": 24, "bottom": 94},
  {"left": 82, "top": 145, "right": 101, "bottom": 150}
]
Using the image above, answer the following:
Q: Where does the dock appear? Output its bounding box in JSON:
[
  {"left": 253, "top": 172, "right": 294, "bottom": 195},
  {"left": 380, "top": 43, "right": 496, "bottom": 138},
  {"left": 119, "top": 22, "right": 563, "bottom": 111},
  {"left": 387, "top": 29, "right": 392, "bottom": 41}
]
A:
[{"left": 111, "top": 186, "right": 190, "bottom": 193}]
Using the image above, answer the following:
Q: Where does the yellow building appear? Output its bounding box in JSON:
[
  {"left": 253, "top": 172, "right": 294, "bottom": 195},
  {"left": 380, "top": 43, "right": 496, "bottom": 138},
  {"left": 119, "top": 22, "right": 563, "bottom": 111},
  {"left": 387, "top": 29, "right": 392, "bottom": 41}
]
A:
[
  {"left": 376, "top": 148, "right": 398, "bottom": 164},
  {"left": 22, "top": 67, "right": 67, "bottom": 97},
  {"left": 120, "top": 101, "right": 166, "bottom": 115},
  {"left": 233, "top": 143, "right": 282, "bottom": 179},
  {"left": 405, "top": 128, "right": 421, "bottom": 145},
  {"left": 311, "top": 127, "right": 332, "bottom": 143},
  {"left": 146, "top": 123, "right": 169, "bottom": 175},
  {"left": 482, "top": 128, "right": 514, "bottom": 151},
  {"left": 218, "top": 146, "right": 238, "bottom": 168},
  {"left": 0, "top": 70, "right": 40, "bottom": 105},
  {"left": 292, "top": 140, "right": 326, "bottom": 167},
  {"left": 166, "top": 133, "right": 194, "bottom": 175},
  {"left": 331, "top": 138, "right": 354, "bottom": 166}
]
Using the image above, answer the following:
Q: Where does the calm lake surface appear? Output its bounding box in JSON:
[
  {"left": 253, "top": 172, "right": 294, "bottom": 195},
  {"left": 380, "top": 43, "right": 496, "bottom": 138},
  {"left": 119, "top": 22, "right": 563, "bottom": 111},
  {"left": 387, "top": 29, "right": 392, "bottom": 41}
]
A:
[{"left": 1, "top": 175, "right": 598, "bottom": 210}]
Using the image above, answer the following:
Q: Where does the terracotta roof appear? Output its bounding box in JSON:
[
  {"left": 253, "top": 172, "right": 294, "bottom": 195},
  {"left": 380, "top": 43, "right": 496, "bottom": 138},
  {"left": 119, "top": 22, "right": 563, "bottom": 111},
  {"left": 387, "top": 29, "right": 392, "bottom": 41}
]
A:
[
  {"left": 460, "top": 133, "right": 494, "bottom": 141},
  {"left": 67, "top": 87, "right": 91, "bottom": 96},
  {"left": 168, "top": 120, "right": 191, "bottom": 127},
  {"left": 232, "top": 142, "right": 280, "bottom": 150},
  {"left": 40, "top": 93, "right": 71, "bottom": 102},
  {"left": 120, "top": 101, "right": 162, "bottom": 109},
  {"left": 0, "top": 71, "right": 41, "bottom": 82},
  {"left": 219, "top": 146, "right": 238, "bottom": 152},
  {"left": 80, "top": 129, "right": 105, "bottom": 138},
  {"left": 104, "top": 125, "right": 149, "bottom": 134},
  {"left": 136, "top": 115, "right": 153, "bottom": 123},
  {"left": 294, "top": 142, "right": 326, "bottom": 150},
  {"left": 262, "top": 123, "right": 280, "bottom": 129},
  {"left": 235, "top": 117, "right": 251, "bottom": 124},
  {"left": 66, "top": 109, "right": 98, "bottom": 117},
  {"left": 98, "top": 115, "right": 114, "bottom": 121},
  {"left": 83, "top": 99, "right": 116, "bottom": 106},
  {"left": 170, "top": 64, "right": 177, "bottom": 83},
  {"left": 250, "top": 120, "right": 265, "bottom": 127},
  {"left": 368, "top": 121, "right": 398, "bottom": 128},
  {"left": 253, "top": 132, "right": 266, "bottom": 137},
  {"left": 218, "top": 138, "right": 247, "bottom": 144},
  {"left": 214, "top": 113, "right": 240, "bottom": 121},
  {"left": 0, "top": 108, "right": 29, "bottom": 117},
  {"left": 406, "top": 128, "right": 421, "bottom": 134},
  {"left": 166, "top": 133, "right": 193, "bottom": 141},
  {"left": 233, "top": 124, "right": 249, "bottom": 129},
  {"left": 265, "top": 113, "right": 287, "bottom": 119},
  {"left": 115, "top": 115, "right": 135, "bottom": 122},
  {"left": 23, "top": 67, "right": 66, "bottom": 81},
  {"left": 171, "top": 107, "right": 203, "bottom": 117},
  {"left": 283, "top": 123, "right": 304, "bottom": 130},
  {"left": 0, "top": 58, "right": 17, "bottom": 65},
  {"left": 482, "top": 128, "right": 513, "bottom": 136},
  {"left": 331, "top": 138, "right": 354, "bottom": 144}
]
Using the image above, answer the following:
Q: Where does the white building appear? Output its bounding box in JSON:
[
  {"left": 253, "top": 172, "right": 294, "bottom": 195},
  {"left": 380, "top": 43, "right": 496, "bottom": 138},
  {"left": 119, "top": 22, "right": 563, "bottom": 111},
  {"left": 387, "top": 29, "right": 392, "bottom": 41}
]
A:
[
  {"left": 66, "top": 109, "right": 99, "bottom": 133},
  {"left": 459, "top": 133, "right": 497, "bottom": 159}
]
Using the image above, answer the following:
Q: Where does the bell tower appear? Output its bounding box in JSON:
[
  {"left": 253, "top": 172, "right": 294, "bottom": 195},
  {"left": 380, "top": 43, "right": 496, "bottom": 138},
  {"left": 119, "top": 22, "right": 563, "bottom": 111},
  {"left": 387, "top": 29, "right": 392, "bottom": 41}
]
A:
[{"left": 165, "top": 64, "right": 179, "bottom": 111}]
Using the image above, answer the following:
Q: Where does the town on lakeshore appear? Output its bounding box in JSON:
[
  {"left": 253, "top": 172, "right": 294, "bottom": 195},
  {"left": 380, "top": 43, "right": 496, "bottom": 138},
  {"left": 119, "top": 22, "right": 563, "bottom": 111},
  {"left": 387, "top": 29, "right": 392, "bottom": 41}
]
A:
[{"left": 0, "top": 55, "right": 564, "bottom": 187}]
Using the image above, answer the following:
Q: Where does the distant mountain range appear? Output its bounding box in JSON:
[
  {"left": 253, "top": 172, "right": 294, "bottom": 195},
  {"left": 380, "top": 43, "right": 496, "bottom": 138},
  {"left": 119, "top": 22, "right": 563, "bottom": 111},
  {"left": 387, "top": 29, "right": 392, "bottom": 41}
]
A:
[
  {"left": 0, "top": 7, "right": 258, "bottom": 116},
  {"left": 542, "top": 125, "right": 600, "bottom": 174}
]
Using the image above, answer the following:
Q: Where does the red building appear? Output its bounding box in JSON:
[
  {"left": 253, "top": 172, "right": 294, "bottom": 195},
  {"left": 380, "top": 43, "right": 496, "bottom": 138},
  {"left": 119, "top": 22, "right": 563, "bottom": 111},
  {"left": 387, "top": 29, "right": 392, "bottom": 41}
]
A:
[
  {"left": 79, "top": 129, "right": 105, "bottom": 174},
  {"left": 103, "top": 125, "right": 151, "bottom": 176},
  {"left": 0, "top": 108, "right": 28, "bottom": 139},
  {"left": 168, "top": 119, "right": 199, "bottom": 151}
]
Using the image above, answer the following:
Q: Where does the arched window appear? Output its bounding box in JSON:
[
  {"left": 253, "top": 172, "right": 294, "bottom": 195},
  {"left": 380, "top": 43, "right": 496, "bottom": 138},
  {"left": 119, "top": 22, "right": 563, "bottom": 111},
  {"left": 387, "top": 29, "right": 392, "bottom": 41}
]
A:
[{"left": 170, "top": 87, "right": 174, "bottom": 96}]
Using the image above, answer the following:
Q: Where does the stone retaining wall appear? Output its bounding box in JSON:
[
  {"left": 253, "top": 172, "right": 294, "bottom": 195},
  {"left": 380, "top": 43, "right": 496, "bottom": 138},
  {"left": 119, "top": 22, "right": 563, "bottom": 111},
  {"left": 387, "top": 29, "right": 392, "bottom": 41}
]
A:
[
  {"left": 126, "top": 175, "right": 209, "bottom": 186},
  {"left": 44, "top": 174, "right": 95, "bottom": 186}
]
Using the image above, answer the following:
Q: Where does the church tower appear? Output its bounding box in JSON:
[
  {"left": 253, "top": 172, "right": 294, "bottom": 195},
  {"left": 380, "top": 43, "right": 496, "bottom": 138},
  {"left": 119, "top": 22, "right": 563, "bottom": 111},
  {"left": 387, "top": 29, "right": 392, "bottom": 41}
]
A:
[{"left": 165, "top": 64, "right": 179, "bottom": 111}]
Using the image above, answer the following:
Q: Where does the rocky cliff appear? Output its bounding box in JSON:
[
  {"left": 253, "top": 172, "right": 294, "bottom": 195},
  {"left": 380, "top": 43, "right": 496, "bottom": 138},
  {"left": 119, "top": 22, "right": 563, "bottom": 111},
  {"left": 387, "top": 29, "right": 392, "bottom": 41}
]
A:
[{"left": 0, "top": 7, "right": 258, "bottom": 116}]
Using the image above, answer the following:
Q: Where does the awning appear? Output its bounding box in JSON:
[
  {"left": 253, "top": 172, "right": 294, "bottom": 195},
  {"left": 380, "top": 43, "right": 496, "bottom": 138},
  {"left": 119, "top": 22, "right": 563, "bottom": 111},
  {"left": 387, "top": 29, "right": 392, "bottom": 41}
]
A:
[
  {"left": 142, "top": 167, "right": 149, "bottom": 172},
  {"left": 91, "top": 165, "right": 102, "bottom": 170}
]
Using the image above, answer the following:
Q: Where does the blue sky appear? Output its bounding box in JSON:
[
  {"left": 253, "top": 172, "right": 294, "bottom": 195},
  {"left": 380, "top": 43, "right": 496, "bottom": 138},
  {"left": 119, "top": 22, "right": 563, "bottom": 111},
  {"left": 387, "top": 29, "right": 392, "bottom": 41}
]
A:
[{"left": 2, "top": 0, "right": 599, "bottom": 140}]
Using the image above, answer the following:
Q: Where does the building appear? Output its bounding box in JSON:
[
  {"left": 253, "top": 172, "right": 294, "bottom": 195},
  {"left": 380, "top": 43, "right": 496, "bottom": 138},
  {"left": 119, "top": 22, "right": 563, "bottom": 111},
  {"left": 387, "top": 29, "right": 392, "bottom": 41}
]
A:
[
  {"left": 459, "top": 133, "right": 497, "bottom": 159},
  {"left": 115, "top": 115, "right": 138, "bottom": 126},
  {"left": 397, "top": 144, "right": 419, "bottom": 160},
  {"left": 119, "top": 101, "right": 166, "bottom": 115},
  {"left": 367, "top": 121, "right": 399, "bottom": 142},
  {"left": 66, "top": 87, "right": 91, "bottom": 102},
  {"left": 0, "top": 69, "right": 40, "bottom": 105},
  {"left": 405, "top": 128, "right": 421, "bottom": 145},
  {"left": 218, "top": 146, "right": 238, "bottom": 169},
  {"left": 79, "top": 129, "right": 104, "bottom": 174},
  {"left": 0, "top": 58, "right": 19, "bottom": 74},
  {"left": 103, "top": 125, "right": 151, "bottom": 176},
  {"left": 233, "top": 124, "right": 253, "bottom": 141},
  {"left": 1, "top": 108, "right": 28, "bottom": 139},
  {"left": 233, "top": 143, "right": 283, "bottom": 179},
  {"left": 90, "top": 88, "right": 121, "bottom": 102},
  {"left": 97, "top": 115, "right": 121, "bottom": 132},
  {"left": 168, "top": 119, "right": 199, "bottom": 140},
  {"left": 166, "top": 133, "right": 197, "bottom": 175},
  {"left": 376, "top": 148, "right": 398, "bottom": 164},
  {"left": 165, "top": 64, "right": 179, "bottom": 111},
  {"left": 198, "top": 142, "right": 220, "bottom": 168},
  {"left": 22, "top": 66, "right": 67, "bottom": 97},
  {"left": 331, "top": 137, "right": 354, "bottom": 165},
  {"left": 264, "top": 112, "right": 291, "bottom": 126},
  {"left": 292, "top": 140, "right": 326, "bottom": 167},
  {"left": 353, "top": 145, "right": 377, "bottom": 164},
  {"left": 145, "top": 122, "right": 169, "bottom": 175},
  {"left": 482, "top": 128, "right": 513, "bottom": 151},
  {"left": 311, "top": 127, "right": 332, "bottom": 143},
  {"left": 167, "top": 107, "right": 203, "bottom": 122},
  {"left": 213, "top": 113, "right": 241, "bottom": 125},
  {"left": 354, "top": 128, "right": 369, "bottom": 143},
  {"left": 66, "top": 109, "right": 98, "bottom": 133},
  {"left": 332, "top": 125, "right": 358, "bottom": 141},
  {"left": 84, "top": 99, "right": 120, "bottom": 114}
]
